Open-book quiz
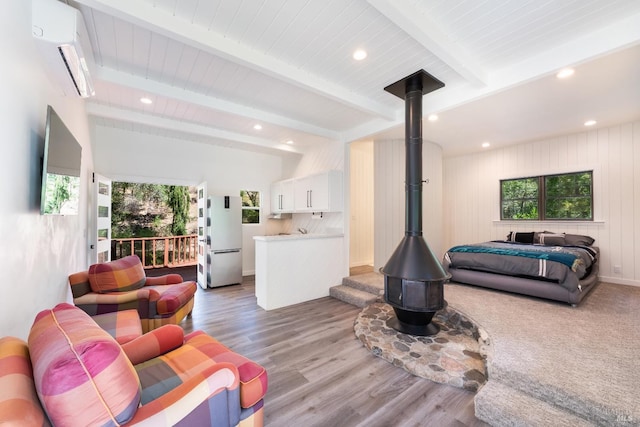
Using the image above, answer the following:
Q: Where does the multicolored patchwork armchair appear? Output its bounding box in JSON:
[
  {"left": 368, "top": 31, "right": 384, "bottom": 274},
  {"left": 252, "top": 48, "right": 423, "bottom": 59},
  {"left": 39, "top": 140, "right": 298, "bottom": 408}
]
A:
[
  {"left": 0, "top": 303, "right": 268, "bottom": 426},
  {"left": 69, "top": 255, "right": 197, "bottom": 332}
]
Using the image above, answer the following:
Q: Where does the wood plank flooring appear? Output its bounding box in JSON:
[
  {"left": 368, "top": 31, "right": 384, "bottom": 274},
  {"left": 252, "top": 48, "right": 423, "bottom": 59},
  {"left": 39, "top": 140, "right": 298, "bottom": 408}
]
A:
[{"left": 174, "top": 271, "right": 488, "bottom": 427}]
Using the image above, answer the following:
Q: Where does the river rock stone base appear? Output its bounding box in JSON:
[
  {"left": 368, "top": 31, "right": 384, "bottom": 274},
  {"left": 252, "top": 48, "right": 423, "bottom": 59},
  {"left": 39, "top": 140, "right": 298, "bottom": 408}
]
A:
[{"left": 354, "top": 302, "right": 488, "bottom": 392}]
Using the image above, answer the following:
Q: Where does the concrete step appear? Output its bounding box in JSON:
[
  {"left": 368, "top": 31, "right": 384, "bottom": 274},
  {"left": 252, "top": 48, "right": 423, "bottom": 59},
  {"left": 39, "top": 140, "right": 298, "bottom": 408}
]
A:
[
  {"left": 342, "top": 272, "right": 384, "bottom": 295},
  {"left": 475, "top": 381, "right": 593, "bottom": 427},
  {"left": 329, "top": 285, "right": 379, "bottom": 308}
]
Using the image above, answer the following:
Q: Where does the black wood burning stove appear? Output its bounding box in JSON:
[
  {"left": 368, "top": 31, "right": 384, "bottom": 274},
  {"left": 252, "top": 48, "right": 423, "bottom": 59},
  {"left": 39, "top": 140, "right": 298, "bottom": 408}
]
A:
[{"left": 381, "top": 70, "right": 450, "bottom": 336}]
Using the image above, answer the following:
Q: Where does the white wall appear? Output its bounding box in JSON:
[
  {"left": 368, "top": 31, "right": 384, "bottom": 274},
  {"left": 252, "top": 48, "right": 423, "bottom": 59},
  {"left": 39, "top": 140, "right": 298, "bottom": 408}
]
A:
[
  {"left": 349, "top": 140, "right": 374, "bottom": 267},
  {"left": 0, "top": 1, "right": 94, "bottom": 339},
  {"left": 93, "top": 126, "right": 298, "bottom": 275},
  {"left": 443, "top": 120, "right": 640, "bottom": 287},
  {"left": 373, "top": 139, "right": 444, "bottom": 272}
]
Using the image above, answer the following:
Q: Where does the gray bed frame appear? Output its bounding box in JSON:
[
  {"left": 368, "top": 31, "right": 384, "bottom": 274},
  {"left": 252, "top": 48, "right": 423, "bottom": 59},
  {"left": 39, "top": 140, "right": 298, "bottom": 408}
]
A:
[{"left": 443, "top": 260, "right": 600, "bottom": 306}]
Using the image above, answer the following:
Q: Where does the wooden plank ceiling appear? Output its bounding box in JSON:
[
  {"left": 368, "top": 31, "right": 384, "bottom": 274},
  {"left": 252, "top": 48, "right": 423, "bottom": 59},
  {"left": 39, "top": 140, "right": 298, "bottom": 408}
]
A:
[{"left": 66, "top": 0, "right": 640, "bottom": 155}]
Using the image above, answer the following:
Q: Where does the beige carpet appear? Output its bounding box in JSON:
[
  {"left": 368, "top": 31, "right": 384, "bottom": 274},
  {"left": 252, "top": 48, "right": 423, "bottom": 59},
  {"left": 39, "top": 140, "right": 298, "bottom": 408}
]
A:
[{"left": 444, "top": 281, "right": 640, "bottom": 426}]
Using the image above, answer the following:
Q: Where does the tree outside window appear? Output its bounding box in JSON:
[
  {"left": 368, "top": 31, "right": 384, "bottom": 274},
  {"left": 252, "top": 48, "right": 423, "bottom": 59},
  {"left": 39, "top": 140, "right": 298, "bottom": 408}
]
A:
[
  {"left": 241, "top": 190, "right": 260, "bottom": 224},
  {"left": 501, "top": 171, "right": 593, "bottom": 220}
]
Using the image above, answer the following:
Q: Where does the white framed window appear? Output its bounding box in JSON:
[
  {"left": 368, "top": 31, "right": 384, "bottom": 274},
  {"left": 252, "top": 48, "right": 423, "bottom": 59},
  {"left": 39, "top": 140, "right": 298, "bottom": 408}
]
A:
[{"left": 240, "top": 190, "right": 260, "bottom": 224}]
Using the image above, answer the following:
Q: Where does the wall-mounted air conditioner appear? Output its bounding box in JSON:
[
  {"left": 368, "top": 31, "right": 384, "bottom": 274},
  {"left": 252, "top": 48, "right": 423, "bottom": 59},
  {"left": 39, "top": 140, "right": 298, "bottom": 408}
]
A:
[{"left": 32, "top": 0, "right": 95, "bottom": 98}]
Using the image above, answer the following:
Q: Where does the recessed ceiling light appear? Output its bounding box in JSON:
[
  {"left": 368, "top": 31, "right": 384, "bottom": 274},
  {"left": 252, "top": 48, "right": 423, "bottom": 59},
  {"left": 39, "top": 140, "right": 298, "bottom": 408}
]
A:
[
  {"left": 253, "top": 124, "right": 262, "bottom": 130},
  {"left": 482, "top": 142, "right": 491, "bottom": 148},
  {"left": 584, "top": 120, "right": 597, "bottom": 126},
  {"left": 286, "top": 140, "right": 294, "bottom": 145},
  {"left": 427, "top": 114, "right": 438, "bottom": 122},
  {"left": 140, "top": 97, "right": 153, "bottom": 105},
  {"left": 353, "top": 49, "right": 367, "bottom": 61},
  {"left": 556, "top": 68, "right": 575, "bottom": 79}
]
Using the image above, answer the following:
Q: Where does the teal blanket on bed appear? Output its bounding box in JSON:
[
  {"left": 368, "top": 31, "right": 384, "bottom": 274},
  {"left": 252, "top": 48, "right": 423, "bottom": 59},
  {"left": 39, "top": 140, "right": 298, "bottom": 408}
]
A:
[{"left": 448, "top": 245, "right": 581, "bottom": 270}]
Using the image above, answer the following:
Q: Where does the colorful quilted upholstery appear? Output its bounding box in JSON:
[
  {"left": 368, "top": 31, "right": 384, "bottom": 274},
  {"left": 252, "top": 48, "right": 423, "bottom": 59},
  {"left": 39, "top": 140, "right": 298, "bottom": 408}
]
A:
[
  {"left": 181, "top": 331, "right": 268, "bottom": 409},
  {"left": 0, "top": 337, "right": 50, "bottom": 427},
  {"left": 145, "top": 274, "right": 184, "bottom": 286},
  {"left": 121, "top": 324, "right": 184, "bottom": 365},
  {"left": 1, "top": 304, "right": 267, "bottom": 427},
  {"left": 133, "top": 331, "right": 267, "bottom": 424},
  {"left": 153, "top": 284, "right": 196, "bottom": 314},
  {"left": 69, "top": 255, "right": 197, "bottom": 333},
  {"left": 88, "top": 255, "right": 147, "bottom": 293},
  {"left": 28, "top": 303, "right": 140, "bottom": 426},
  {"left": 92, "top": 309, "right": 143, "bottom": 344}
]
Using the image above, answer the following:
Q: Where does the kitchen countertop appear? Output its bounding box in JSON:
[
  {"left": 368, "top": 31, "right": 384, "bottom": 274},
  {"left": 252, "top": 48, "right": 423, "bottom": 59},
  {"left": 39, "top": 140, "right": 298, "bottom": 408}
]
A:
[{"left": 253, "top": 233, "right": 344, "bottom": 242}]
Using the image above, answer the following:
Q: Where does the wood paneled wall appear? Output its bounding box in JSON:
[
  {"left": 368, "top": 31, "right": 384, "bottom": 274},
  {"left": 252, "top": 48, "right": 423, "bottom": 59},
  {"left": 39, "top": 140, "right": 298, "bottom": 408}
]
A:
[
  {"left": 349, "top": 141, "right": 374, "bottom": 267},
  {"left": 373, "top": 139, "right": 444, "bottom": 272},
  {"left": 443, "top": 120, "right": 640, "bottom": 287}
]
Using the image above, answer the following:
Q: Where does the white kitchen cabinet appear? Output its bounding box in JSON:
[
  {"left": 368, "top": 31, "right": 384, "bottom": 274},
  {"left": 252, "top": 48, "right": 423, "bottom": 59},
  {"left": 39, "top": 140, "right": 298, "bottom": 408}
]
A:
[
  {"left": 270, "top": 179, "right": 294, "bottom": 213},
  {"left": 294, "top": 170, "right": 343, "bottom": 212}
]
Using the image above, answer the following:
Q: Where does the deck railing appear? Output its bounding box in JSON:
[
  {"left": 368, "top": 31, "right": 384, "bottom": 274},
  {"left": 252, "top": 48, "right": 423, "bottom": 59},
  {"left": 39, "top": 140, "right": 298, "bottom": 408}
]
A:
[{"left": 112, "top": 234, "right": 199, "bottom": 268}]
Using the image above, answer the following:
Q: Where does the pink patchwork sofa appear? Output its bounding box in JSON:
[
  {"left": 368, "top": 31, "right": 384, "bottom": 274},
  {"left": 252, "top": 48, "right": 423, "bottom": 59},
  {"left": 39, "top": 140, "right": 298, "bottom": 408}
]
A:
[
  {"left": 69, "top": 255, "right": 197, "bottom": 333},
  {"left": 0, "top": 303, "right": 267, "bottom": 426}
]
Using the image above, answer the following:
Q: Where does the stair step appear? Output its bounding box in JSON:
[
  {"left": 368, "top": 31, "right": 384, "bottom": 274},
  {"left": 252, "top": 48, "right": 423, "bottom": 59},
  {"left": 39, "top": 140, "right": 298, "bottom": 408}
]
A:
[
  {"left": 330, "top": 285, "right": 378, "bottom": 308},
  {"left": 475, "top": 381, "right": 592, "bottom": 427},
  {"left": 342, "top": 272, "right": 384, "bottom": 295}
]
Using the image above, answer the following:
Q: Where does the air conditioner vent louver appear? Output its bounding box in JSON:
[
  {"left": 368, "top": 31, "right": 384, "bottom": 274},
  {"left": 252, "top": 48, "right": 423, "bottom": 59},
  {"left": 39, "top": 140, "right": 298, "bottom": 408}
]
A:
[{"left": 32, "top": 0, "right": 95, "bottom": 98}]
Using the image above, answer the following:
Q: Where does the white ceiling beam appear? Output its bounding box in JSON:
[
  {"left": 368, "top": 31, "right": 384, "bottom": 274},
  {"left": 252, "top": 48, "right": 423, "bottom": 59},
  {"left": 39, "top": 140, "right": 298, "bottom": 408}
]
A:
[
  {"left": 367, "top": 0, "right": 488, "bottom": 87},
  {"left": 95, "top": 67, "right": 340, "bottom": 141},
  {"left": 74, "top": 0, "right": 397, "bottom": 121},
  {"left": 346, "top": 10, "right": 640, "bottom": 143},
  {"left": 85, "top": 103, "right": 303, "bottom": 154}
]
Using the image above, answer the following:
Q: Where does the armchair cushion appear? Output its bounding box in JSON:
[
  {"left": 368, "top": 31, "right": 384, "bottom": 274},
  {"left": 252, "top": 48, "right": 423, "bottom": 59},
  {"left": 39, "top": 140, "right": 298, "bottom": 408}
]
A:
[
  {"left": 121, "top": 324, "right": 184, "bottom": 365},
  {"left": 28, "top": 303, "right": 141, "bottom": 427},
  {"left": 88, "top": 255, "right": 146, "bottom": 293},
  {"left": 92, "top": 309, "right": 143, "bottom": 344}
]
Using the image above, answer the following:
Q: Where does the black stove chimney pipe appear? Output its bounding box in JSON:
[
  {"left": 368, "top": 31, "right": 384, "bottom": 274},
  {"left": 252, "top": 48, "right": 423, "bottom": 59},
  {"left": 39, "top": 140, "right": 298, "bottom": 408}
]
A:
[
  {"left": 406, "top": 76, "right": 423, "bottom": 238},
  {"left": 381, "top": 70, "right": 449, "bottom": 336}
]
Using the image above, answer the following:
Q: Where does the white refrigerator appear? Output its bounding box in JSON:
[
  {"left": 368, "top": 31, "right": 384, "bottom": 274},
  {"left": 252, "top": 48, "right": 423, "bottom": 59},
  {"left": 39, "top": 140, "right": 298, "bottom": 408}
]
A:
[{"left": 207, "top": 195, "right": 242, "bottom": 287}]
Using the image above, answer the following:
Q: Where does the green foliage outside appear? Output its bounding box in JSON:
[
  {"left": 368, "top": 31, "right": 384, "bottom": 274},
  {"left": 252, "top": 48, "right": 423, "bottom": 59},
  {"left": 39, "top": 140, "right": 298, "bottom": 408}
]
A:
[
  {"left": 545, "top": 172, "right": 592, "bottom": 219},
  {"left": 111, "top": 182, "right": 195, "bottom": 238},
  {"left": 501, "top": 171, "right": 592, "bottom": 220},
  {"left": 241, "top": 190, "right": 260, "bottom": 224},
  {"left": 501, "top": 177, "right": 539, "bottom": 219},
  {"left": 167, "top": 185, "right": 191, "bottom": 235},
  {"left": 43, "top": 174, "right": 80, "bottom": 215}
]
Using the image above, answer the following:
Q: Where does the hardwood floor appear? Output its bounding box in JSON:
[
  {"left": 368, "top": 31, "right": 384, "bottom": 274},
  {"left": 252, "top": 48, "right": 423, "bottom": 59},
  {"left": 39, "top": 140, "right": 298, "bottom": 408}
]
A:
[
  {"left": 176, "top": 273, "right": 488, "bottom": 427},
  {"left": 349, "top": 264, "right": 374, "bottom": 276}
]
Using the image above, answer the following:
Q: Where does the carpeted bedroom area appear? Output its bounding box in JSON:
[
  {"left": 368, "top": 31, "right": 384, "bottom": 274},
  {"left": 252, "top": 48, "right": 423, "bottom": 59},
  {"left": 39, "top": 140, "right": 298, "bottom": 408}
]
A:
[
  {"left": 446, "top": 281, "right": 639, "bottom": 426},
  {"left": 342, "top": 274, "right": 640, "bottom": 426}
]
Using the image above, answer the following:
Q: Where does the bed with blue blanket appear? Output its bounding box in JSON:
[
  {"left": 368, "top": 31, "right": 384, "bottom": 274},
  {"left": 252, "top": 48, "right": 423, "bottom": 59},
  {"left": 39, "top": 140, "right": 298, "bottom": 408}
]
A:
[{"left": 443, "top": 232, "right": 599, "bottom": 305}]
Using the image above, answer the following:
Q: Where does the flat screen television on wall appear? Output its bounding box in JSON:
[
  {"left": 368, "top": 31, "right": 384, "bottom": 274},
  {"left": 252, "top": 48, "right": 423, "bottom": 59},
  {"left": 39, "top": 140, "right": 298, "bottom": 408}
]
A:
[{"left": 40, "top": 105, "right": 82, "bottom": 215}]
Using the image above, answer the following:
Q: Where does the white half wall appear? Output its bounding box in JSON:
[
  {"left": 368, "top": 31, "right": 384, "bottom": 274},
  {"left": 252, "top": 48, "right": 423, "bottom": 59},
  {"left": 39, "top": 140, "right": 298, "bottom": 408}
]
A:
[
  {"left": 92, "top": 126, "right": 298, "bottom": 275},
  {"left": 443, "top": 120, "right": 640, "bottom": 287},
  {"left": 0, "top": 1, "right": 94, "bottom": 339}
]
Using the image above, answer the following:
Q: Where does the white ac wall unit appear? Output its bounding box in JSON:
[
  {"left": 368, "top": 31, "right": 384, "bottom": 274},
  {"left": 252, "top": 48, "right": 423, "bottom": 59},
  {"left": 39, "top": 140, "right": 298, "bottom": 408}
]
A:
[{"left": 32, "top": 0, "right": 95, "bottom": 98}]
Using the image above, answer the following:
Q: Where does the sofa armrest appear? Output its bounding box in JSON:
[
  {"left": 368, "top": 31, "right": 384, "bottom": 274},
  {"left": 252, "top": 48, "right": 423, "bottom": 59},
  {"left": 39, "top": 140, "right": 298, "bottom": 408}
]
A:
[
  {"left": 0, "top": 337, "right": 50, "bottom": 427},
  {"left": 126, "top": 363, "right": 241, "bottom": 427},
  {"left": 121, "top": 324, "right": 184, "bottom": 365},
  {"left": 145, "top": 274, "right": 184, "bottom": 286}
]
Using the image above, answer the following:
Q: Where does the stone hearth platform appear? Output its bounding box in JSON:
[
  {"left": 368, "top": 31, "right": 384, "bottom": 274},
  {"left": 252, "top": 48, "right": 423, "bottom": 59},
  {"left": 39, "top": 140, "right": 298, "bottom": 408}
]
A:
[{"left": 354, "top": 302, "right": 488, "bottom": 391}]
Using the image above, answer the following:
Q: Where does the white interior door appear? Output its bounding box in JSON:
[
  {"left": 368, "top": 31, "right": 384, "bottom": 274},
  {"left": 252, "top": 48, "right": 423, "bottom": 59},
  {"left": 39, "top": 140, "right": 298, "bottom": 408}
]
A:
[
  {"left": 196, "top": 182, "right": 208, "bottom": 289},
  {"left": 92, "top": 173, "right": 112, "bottom": 264}
]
